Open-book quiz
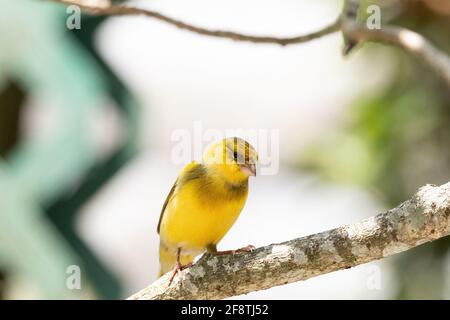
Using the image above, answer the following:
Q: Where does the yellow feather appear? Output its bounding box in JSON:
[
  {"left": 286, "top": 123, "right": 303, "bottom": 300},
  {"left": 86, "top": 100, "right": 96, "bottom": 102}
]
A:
[{"left": 157, "top": 138, "right": 257, "bottom": 276}]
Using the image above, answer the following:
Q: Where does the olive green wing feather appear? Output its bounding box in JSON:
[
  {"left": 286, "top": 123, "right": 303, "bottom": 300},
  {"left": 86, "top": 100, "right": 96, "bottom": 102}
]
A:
[
  {"left": 156, "top": 162, "right": 207, "bottom": 234},
  {"left": 157, "top": 179, "right": 177, "bottom": 234}
]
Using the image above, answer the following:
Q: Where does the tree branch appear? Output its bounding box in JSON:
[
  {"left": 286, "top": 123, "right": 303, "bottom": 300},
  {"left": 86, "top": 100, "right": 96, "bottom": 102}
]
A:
[
  {"left": 53, "top": 0, "right": 341, "bottom": 45},
  {"left": 49, "top": 0, "right": 450, "bottom": 89},
  {"left": 128, "top": 182, "right": 450, "bottom": 300},
  {"left": 343, "top": 22, "right": 450, "bottom": 89}
]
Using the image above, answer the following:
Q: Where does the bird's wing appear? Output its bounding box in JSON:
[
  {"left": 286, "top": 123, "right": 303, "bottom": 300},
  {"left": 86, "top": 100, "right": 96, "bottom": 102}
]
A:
[
  {"left": 157, "top": 179, "right": 177, "bottom": 234},
  {"left": 157, "top": 162, "right": 206, "bottom": 234}
]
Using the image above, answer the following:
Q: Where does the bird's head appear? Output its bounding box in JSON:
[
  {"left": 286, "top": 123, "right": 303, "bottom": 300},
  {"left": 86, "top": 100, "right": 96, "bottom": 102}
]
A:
[{"left": 203, "top": 137, "right": 258, "bottom": 184}]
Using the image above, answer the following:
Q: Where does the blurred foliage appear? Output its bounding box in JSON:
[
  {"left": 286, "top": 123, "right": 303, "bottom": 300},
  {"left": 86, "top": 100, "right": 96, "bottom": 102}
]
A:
[
  {"left": 45, "top": 13, "right": 140, "bottom": 299},
  {"left": 0, "top": 0, "right": 139, "bottom": 299},
  {"left": 299, "top": 1, "right": 450, "bottom": 298}
]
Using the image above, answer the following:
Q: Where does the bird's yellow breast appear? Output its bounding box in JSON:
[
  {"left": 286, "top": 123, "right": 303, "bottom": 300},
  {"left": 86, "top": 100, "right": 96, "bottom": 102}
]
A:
[{"left": 159, "top": 176, "right": 248, "bottom": 252}]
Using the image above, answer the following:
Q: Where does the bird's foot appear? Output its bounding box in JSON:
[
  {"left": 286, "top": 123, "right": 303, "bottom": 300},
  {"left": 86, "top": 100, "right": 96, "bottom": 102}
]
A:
[
  {"left": 212, "top": 244, "right": 255, "bottom": 256},
  {"left": 168, "top": 261, "right": 193, "bottom": 286}
]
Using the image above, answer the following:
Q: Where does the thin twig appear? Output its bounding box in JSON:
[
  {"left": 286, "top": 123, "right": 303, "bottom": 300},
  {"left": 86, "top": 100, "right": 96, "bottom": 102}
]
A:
[{"left": 53, "top": 0, "right": 341, "bottom": 46}]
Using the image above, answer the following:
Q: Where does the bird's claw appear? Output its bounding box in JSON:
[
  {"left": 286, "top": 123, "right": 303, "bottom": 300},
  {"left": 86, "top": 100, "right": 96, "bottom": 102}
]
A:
[{"left": 168, "top": 262, "right": 192, "bottom": 286}]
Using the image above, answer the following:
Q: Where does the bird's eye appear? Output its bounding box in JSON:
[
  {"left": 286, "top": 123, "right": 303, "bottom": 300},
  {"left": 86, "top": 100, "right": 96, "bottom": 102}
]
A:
[{"left": 233, "top": 151, "right": 238, "bottom": 161}]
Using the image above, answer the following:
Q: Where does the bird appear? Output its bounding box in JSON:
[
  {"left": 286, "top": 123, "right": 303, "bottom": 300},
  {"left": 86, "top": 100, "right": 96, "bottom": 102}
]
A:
[{"left": 157, "top": 137, "right": 258, "bottom": 283}]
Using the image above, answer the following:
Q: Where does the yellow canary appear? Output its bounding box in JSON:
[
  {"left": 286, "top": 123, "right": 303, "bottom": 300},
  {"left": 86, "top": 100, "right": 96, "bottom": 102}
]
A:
[{"left": 157, "top": 137, "right": 258, "bottom": 279}]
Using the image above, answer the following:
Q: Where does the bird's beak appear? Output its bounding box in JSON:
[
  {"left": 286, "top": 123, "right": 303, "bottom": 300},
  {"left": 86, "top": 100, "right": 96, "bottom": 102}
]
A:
[{"left": 240, "top": 163, "right": 256, "bottom": 177}]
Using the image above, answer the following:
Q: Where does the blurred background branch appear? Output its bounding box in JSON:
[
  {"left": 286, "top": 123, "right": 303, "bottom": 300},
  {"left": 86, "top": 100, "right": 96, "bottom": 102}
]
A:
[
  {"left": 51, "top": 0, "right": 342, "bottom": 45},
  {"left": 48, "top": 0, "right": 450, "bottom": 89},
  {"left": 343, "top": 22, "right": 450, "bottom": 89}
]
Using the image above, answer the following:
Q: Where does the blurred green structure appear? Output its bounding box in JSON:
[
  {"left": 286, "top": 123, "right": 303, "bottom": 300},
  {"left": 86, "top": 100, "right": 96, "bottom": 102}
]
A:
[
  {"left": 300, "top": 2, "right": 450, "bottom": 299},
  {"left": 0, "top": 0, "right": 139, "bottom": 298}
]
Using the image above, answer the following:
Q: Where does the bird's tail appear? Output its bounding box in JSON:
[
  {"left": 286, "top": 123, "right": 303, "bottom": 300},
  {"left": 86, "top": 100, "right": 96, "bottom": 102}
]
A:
[{"left": 158, "top": 243, "right": 196, "bottom": 277}]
